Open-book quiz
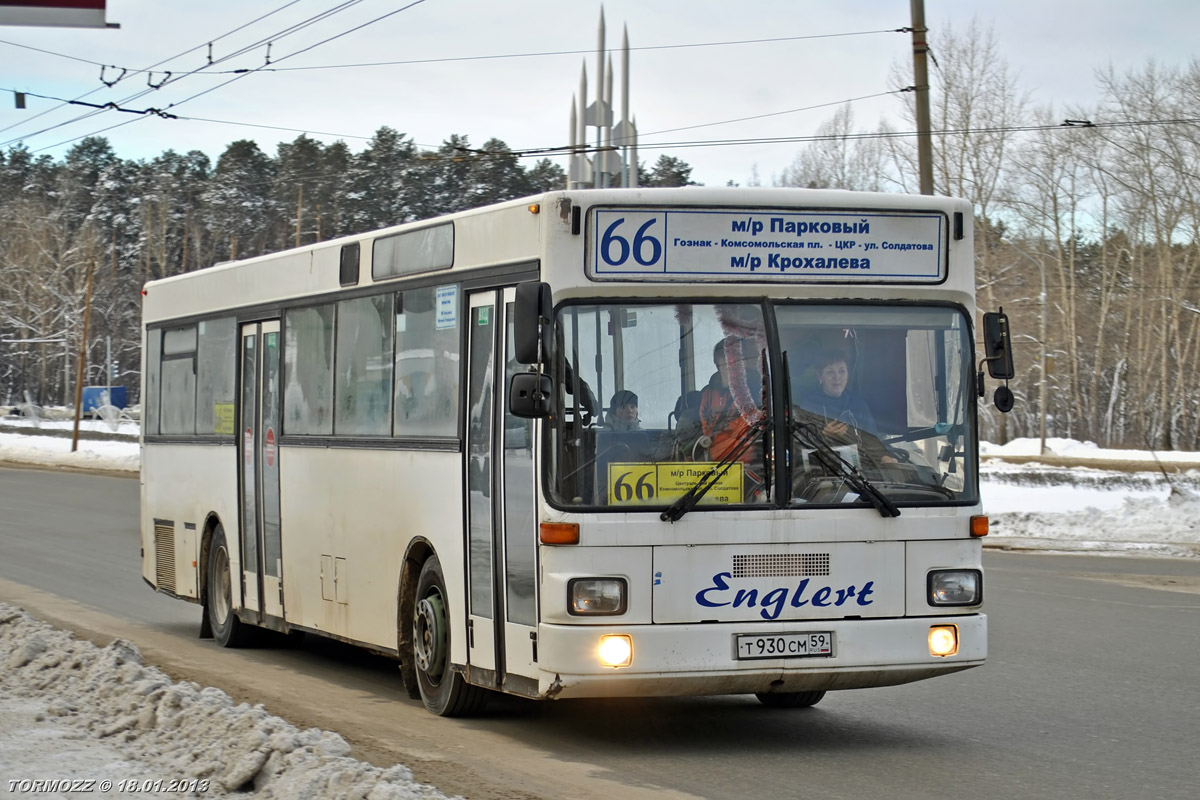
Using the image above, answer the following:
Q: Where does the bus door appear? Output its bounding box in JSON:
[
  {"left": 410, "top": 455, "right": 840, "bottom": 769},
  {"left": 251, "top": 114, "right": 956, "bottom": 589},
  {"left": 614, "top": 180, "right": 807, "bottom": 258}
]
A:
[
  {"left": 465, "top": 289, "right": 539, "bottom": 690},
  {"left": 238, "top": 320, "right": 284, "bottom": 621}
]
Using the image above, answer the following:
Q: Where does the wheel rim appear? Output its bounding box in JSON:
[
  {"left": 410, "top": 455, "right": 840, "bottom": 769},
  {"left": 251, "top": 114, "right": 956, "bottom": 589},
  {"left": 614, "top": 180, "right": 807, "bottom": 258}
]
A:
[
  {"left": 413, "top": 588, "right": 448, "bottom": 683},
  {"left": 212, "top": 544, "right": 232, "bottom": 625}
]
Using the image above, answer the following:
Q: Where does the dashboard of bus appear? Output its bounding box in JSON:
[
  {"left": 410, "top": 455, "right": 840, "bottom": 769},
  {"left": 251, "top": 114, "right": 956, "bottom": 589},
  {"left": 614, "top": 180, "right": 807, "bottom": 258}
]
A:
[{"left": 543, "top": 300, "right": 976, "bottom": 513}]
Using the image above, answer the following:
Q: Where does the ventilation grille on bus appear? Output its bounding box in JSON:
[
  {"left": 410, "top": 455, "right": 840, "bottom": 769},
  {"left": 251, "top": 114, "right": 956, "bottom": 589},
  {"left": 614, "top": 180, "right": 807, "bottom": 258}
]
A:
[
  {"left": 154, "top": 521, "right": 176, "bottom": 592},
  {"left": 732, "top": 553, "right": 830, "bottom": 578}
]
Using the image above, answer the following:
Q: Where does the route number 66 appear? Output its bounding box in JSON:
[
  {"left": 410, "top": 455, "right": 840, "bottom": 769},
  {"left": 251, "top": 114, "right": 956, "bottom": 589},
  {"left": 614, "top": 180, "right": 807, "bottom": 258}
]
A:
[
  {"left": 598, "top": 215, "right": 665, "bottom": 268},
  {"left": 612, "top": 467, "right": 656, "bottom": 503}
]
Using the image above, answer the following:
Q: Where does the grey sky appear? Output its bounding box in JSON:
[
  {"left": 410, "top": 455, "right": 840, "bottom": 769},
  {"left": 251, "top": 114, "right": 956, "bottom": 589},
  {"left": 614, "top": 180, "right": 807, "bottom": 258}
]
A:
[{"left": 1, "top": 0, "right": 1197, "bottom": 187}]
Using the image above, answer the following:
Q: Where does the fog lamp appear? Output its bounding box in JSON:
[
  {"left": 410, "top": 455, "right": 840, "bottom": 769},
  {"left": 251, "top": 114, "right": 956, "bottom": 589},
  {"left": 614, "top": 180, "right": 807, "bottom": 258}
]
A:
[
  {"left": 929, "top": 625, "right": 959, "bottom": 657},
  {"left": 598, "top": 634, "right": 633, "bottom": 668},
  {"left": 928, "top": 569, "right": 982, "bottom": 606},
  {"left": 569, "top": 578, "right": 626, "bottom": 615}
]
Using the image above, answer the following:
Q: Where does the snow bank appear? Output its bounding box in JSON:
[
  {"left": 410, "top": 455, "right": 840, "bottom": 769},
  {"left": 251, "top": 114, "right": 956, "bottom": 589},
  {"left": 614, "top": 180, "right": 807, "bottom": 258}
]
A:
[
  {"left": 980, "top": 461, "right": 1200, "bottom": 558},
  {"left": 0, "top": 432, "right": 139, "bottom": 473},
  {"left": 0, "top": 604, "right": 453, "bottom": 799},
  {"left": 981, "top": 436, "right": 1200, "bottom": 464}
]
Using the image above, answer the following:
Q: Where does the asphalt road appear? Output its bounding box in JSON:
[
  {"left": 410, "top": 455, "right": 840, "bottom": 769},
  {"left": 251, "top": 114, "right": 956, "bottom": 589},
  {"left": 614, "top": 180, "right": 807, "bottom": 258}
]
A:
[{"left": 1, "top": 465, "right": 1198, "bottom": 800}]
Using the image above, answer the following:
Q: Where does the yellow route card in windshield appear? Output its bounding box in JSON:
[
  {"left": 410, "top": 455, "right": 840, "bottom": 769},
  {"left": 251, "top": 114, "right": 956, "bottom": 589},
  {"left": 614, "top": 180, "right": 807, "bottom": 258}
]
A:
[{"left": 607, "top": 462, "right": 743, "bottom": 506}]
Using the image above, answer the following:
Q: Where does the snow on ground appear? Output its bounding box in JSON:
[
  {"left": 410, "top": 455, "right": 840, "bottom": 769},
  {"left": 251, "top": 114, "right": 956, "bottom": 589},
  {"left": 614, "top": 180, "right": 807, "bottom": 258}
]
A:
[
  {"left": 979, "top": 437, "right": 1200, "bottom": 559},
  {"left": 0, "top": 414, "right": 139, "bottom": 474},
  {"left": 0, "top": 604, "right": 450, "bottom": 799},
  {"left": 2, "top": 418, "right": 1198, "bottom": 796}
]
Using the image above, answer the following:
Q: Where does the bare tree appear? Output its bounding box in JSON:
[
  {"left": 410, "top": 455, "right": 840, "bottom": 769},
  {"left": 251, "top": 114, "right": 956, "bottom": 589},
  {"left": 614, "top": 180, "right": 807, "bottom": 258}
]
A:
[{"left": 777, "top": 104, "right": 884, "bottom": 191}]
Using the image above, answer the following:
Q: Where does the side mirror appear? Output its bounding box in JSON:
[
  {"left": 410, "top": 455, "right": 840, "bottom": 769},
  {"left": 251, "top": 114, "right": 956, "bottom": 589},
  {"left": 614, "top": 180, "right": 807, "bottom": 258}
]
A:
[
  {"left": 509, "top": 372, "right": 552, "bottom": 419},
  {"left": 514, "top": 281, "right": 552, "bottom": 365},
  {"left": 981, "top": 309, "right": 1015, "bottom": 380}
]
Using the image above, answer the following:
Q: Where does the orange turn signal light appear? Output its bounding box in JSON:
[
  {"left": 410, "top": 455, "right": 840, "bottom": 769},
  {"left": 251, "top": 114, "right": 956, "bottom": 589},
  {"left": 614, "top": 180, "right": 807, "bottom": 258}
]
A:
[
  {"left": 970, "top": 515, "right": 989, "bottom": 537},
  {"left": 528, "top": 204, "right": 541, "bottom": 214},
  {"left": 540, "top": 522, "right": 579, "bottom": 545}
]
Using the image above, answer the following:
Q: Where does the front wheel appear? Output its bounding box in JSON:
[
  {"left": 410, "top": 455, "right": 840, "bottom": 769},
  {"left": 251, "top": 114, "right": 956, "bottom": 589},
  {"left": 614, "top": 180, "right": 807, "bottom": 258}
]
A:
[
  {"left": 755, "top": 690, "right": 827, "bottom": 708},
  {"left": 205, "top": 524, "right": 256, "bottom": 647},
  {"left": 412, "top": 556, "right": 487, "bottom": 716}
]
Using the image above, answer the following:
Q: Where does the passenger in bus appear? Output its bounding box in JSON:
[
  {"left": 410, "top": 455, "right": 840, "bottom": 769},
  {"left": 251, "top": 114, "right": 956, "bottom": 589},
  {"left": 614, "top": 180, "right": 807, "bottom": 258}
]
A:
[
  {"left": 606, "top": 390, "right": 641, "bottom": 431},
  {"left": 671, "top": 390, "right": 705, "bottom": 459},
  {"left": 699, "top": 338, "right": 762, "bottom": 463}
]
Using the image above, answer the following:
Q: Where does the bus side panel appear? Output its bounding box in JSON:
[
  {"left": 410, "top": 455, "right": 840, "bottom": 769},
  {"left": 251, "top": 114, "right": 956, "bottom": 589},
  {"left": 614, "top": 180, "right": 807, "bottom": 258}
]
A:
[
  {"left": 141, "top": 443, "right": 239, "bottom": 603},
  {"left": 279, "top": 447, "right": 465, "bottom": 655}
]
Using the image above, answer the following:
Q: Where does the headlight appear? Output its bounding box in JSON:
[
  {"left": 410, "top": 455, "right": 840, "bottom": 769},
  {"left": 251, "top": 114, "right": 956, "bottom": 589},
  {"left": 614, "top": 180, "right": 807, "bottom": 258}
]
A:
[
  {"left": 927, "top": 569, "right": 982, "bottom": 606},
  {"left": 568, "top": 578, "right": 627, "bottom": 615},
  {"left": 929, "top": 625, "right": 959, "bottom": 657},
  {"left": 598, "top": 634, "right": 633, "bottom": 667}
]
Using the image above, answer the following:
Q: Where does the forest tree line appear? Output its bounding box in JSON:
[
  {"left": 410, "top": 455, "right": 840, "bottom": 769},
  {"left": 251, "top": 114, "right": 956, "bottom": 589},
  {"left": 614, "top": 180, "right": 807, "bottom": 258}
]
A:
[{"left": 0, "top": 127, "right": 694, "bottom": 413}]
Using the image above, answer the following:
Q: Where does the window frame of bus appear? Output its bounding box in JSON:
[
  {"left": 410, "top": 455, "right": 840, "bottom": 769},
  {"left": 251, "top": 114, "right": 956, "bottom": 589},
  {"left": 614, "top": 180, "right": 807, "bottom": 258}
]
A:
[
  {"left": 143, "top": 317, "right": 238, "bottom": 438},
  {"left": 371, "top": 223, "right": 454, "bottom": 282},
  {"left": 280, "top": 281, "right": 464, "bottom": 442},
  {"left": 540, "top": 297, "right": 980, "bottom": 512},
  {"left": 543, "top": 298, "right": 774, "bottom": 512}
]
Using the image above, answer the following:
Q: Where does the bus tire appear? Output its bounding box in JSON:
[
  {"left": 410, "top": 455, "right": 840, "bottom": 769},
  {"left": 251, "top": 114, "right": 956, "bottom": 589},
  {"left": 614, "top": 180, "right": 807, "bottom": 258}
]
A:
[
  {"left": 412, "top": 556, "right": 487, "bottom": 716},
  {"left": 755, "top": 690, "right": 826, "bottom": 709},
  {"left": 205, "top": 524, "right": 255, "bottom": 648}
]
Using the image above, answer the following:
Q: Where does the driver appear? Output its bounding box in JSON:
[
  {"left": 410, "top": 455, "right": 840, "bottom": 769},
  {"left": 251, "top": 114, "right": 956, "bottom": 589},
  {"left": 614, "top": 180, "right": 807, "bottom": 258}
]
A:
[{"left": 794, "top": 349, "right": 895, "bottom": 469}]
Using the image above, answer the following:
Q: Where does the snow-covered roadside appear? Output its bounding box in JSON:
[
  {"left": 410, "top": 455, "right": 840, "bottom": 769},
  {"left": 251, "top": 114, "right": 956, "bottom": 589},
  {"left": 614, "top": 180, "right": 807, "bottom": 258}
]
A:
[
  {"left": 0, "top": 417, "right": 138, "bottom": 474},
  {"left": 979, "top": 438, "right": 1200, "bottom": 558},
  {"left": 0, "top": 604, "right": 451, "bottom": 799}
]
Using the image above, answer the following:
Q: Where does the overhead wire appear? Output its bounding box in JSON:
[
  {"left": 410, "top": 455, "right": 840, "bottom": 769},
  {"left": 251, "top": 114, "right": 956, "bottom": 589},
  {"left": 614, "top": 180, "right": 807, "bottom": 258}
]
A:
[
  {"left": 0, "top": 0, "right": 309, "bottom": 140},
  {"left": 0, "top": 27, "right": 901, "bottom": 78},
  {"left": 10, "top": 17, "right": 1190, "bottom": 173},
  {"left": 637, "top": 90, "right": 907, "bottom": 138},
  {"left": 27, "top": 0, "right": 430, "bottom": 152},
  {"left": 218, "top": 28, "right": 904, "bottom": 73},
  {"left": 0, "top": 0, "right": 375, "bottom": 149},
  {"left": 80, "top": 86, "right": 911, "bottom": 156},
  {"left": 2, "top": 19, "right": 894, "bottom": 151},
  {"left": 478, "top": 115, "right": 1200, "bottom": 162}
]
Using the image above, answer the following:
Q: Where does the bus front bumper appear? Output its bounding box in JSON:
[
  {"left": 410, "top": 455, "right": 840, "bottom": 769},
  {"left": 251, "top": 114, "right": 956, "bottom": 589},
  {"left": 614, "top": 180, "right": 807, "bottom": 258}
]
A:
[{"left": 535, "top": 614, "right": 986, "bottom": 699}]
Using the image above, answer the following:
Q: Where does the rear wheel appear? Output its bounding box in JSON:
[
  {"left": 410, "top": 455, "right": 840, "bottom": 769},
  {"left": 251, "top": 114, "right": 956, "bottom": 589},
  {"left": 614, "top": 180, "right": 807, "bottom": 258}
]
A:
[
  {"left": 413, "top": 556, "right": 487, "bottom": 716},
  {"left": 205, "top": 524, "right": 256, "bottom": 647},
  {"left": 755, "top": 690, "right": 827, "bottom": 708}
]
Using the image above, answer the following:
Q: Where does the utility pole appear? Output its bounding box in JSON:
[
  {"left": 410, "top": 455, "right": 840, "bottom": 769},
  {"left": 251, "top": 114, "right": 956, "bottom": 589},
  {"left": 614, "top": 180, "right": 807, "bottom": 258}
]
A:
[
  {"left": 295, "top": 184, "right": 303, "bottom": 248},
  {"left": 71, "top": 258, "right": 96, "bottom": 452},
  {"left": 910, "top": 0, "right": 934, "bottom": 195}
]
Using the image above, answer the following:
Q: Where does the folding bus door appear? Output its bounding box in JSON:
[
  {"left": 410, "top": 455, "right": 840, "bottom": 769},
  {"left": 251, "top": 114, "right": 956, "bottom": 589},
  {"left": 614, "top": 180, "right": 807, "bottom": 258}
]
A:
[
  {"left": 465, "top": 292, "right": 498, "bottom": 677},
  {"left": 497, "top": 288, "right": 539, "bottom": 685},
  {"left": 464, "top": 288, "right": 540, "bottom": 692},
  {"left": 238, "top": 320, "right": 284, "bottom": 621}
]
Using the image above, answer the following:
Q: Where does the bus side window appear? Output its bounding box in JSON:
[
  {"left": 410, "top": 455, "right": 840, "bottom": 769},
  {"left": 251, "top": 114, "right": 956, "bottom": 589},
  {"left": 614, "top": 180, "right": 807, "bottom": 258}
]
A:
[
  {"left": 335, "top": 295, "right": 394, "bottom": 436},
  {"left": 196, "top": 317, "right": 237, "bottom": 435},
  {"left": 160, "top": 325, "right": 198, "bottom": 435},
  {"left": 284, "top": 304, "right": 336, "bottom": 435},
  {"left": 143, "top": 328, "right": 162, "bottom": 435},
  {"left": 395, "top": 285, "right": 461, "bottom": 438}
]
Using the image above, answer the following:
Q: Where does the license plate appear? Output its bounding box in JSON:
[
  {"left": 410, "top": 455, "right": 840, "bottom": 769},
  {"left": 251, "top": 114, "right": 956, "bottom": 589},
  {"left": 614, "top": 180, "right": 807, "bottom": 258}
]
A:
[{"left": 735, "top": 632, "right": 834, "bottom": 660}]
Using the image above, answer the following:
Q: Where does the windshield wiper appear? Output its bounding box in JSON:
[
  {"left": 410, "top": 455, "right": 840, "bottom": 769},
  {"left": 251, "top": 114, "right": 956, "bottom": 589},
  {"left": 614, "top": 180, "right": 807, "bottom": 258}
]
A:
[
  {"left": 791, "top": 420, "right": 901, "bottom": 518},
  {"left": 661, "top": 416, "right": 766, "bottom": 522}
]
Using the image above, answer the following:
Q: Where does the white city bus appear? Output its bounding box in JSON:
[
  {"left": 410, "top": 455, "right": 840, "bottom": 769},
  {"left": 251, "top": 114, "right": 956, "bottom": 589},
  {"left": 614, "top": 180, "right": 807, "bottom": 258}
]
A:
[{"left": 140, "top": 187, "right": 1014, "bottom": 716}]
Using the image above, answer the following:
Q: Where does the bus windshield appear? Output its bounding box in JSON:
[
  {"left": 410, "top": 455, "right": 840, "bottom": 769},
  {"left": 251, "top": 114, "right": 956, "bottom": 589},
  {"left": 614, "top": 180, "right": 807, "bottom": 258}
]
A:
[{"left": 545, "top": 301, "right": 976, "bottom": 511}]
